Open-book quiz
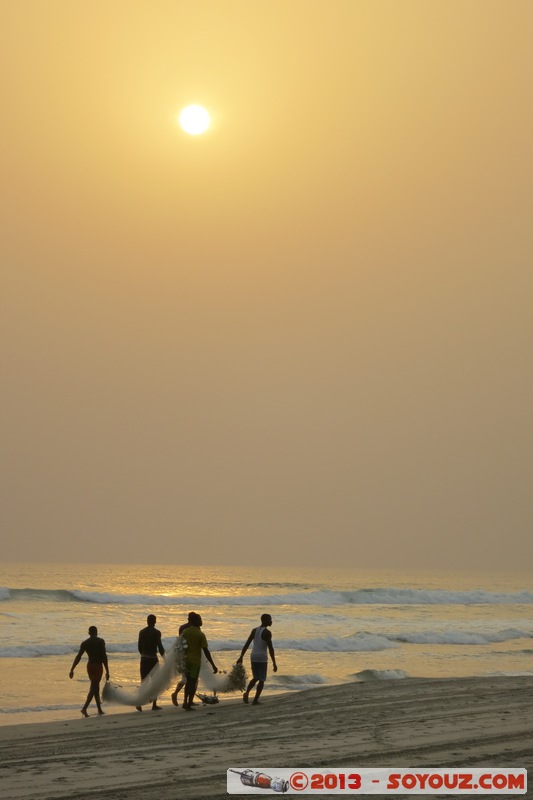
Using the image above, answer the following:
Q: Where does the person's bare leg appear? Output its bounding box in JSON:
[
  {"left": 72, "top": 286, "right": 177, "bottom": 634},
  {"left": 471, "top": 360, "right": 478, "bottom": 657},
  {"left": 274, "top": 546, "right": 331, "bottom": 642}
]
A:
[
  {"left": 183, "top": 677, "right": 198, "bottom": 709},
  {"left": 81, "top": 685, "right": 95, "bottom": 717},
  {"left": 171, "top": 679, "right": 185, "bottom": 706},
  {"left": 243, "top": 678, "right": 257, "bottom": 704},
  {"left": 92, "top": 680, "right": 105, "bottom": 714},
  {"left": 252, "top": 679, "right": 265, "bottom": 704}
]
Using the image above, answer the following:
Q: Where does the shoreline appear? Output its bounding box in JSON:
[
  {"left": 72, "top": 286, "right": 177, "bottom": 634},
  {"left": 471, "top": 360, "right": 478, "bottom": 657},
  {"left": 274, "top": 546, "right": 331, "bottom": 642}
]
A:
[
  {"left": 2, "top": 668, "right": 529, "bottom": 730},
  {"left": 1, "top": 674, "right": 531, "bottom": 799},
  {"left": 3, "top": 655, "right": 532, "bottom": 729}
]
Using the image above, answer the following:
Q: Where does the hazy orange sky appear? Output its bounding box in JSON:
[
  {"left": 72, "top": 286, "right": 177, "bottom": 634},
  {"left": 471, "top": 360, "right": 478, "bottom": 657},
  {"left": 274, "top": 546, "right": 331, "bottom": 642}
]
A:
[{"left": 2, "top": 1, "right": 532, "bottom": 569}]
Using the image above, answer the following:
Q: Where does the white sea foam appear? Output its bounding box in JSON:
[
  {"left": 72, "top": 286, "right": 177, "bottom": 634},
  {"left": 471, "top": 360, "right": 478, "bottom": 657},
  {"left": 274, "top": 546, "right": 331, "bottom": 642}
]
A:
[
  {"left": 271, "top": 633, "right": 397, "bottom": 652},
  {"left": 0, "top": 634, "right": 395, "bottom": 658},
  {"left": 0, "top": 644, "right": 77, "bottom": 658},
  {"left": 64, "top": 587, "right": 533, "bottom": 606},
  {"left": 1, "top": 563, "right": 532, "bottom": 723},
  {"left": 201, "top": 633, "right": 397, "bottom": 653},
  {"left": 338, "top": 589, "right": 533, "bottom": 606},
  {"left": 353, "top": 669, "right": 409, "bottom": 681},
  {"left": 389, "top": 628, "right": 533, "bottom": 645},
  {"left": 273, "top": 674, "right": 329, "bottom": 687},
  {"left": 2, "top": 627, "right": 531, "bottom": 659},
  {"left": 0, "top": 704, "right": 80, "bottom": 714},
  {"left": 3, "top": 586, "right": 533, "bottom": 606}
]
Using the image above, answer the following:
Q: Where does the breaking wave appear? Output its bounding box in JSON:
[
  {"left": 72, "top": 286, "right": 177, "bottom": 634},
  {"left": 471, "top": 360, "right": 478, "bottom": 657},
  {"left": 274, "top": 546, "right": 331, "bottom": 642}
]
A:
[
  {"left": 3, "top": 628, "right": 531, "bottom": 659},
  {"left": 388, "top": 628, "right": 533, "bottom": 645},
  {"left": 353, "top": 669, "right": 409, "bottom": 681},
  {"left": 0, "top": 633, "right": 396, "bottom": 658},
  {"left": 272, "top": 674, "right": 329, "bottom": 689},
  {"left": 2, "top": 586, "right": 533, "bottom": 607},
  {"left": 0, "top": 704, "right": 80, "bottom": 715},
  {"left": 274, "top": 633, "right": 398, "bottom": 652}
]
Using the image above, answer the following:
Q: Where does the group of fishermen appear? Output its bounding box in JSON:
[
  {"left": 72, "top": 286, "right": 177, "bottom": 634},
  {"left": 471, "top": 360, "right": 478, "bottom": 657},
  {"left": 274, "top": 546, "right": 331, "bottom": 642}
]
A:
[{"left": 69, "top": 612, "right": 277, "bottom": 717}]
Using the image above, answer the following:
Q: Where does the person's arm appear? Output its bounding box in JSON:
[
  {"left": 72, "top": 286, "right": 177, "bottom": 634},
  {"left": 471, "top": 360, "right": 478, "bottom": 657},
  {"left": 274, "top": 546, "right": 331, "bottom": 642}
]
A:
[
  {"left": 138, "top": 630, "right": 143, "bottom": 655},
  {"left": 236, "top": 629, "right": 255, "bottom": 664},
  {"left": 158, "top": 632, "right": 165, "bottom": 657},
  {"left": 69, "top": 644, "right": 85, "bottom": 678},
  {"left": 202, "top": 646, "right": 218, "bottom": 673},
  {"left": 262, "top": 629, "right": 277, "bottom": 672}
]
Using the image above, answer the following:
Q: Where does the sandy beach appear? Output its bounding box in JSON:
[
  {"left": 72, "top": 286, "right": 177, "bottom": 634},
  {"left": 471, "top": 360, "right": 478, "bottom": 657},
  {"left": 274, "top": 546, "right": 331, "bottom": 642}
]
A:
[{"left": 1, "top": 675, "right": 530, "bottom": 799}]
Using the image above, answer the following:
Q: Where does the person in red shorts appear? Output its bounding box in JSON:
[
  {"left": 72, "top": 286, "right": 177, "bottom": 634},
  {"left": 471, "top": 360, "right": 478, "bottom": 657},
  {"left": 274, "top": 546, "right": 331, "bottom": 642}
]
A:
[{"left": 69, "top": 626, "right": 110, "bottom": 717}]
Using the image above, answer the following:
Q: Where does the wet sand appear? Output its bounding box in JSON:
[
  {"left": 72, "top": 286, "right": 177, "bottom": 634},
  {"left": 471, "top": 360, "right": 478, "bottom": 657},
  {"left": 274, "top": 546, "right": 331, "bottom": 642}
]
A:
[{"left": 1, "top": 675, "right": 531, "bottom": 799}]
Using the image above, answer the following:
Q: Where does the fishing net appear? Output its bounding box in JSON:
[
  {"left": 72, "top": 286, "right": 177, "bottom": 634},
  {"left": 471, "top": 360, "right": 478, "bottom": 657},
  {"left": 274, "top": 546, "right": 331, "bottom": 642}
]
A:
[
  {"left": 103, "top": 636, "right": 185, "bottom": 706},
  {"left": 199, "top": 659, "right": 247, "bottom": 692},
  {"left": 103, "top": 637, "right": 247, "bottom": 705}
]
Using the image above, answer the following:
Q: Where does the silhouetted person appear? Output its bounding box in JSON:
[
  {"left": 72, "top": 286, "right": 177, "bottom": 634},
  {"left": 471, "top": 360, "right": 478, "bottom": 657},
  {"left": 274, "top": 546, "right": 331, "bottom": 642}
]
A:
[
  {"left": 137, "top": 613, "right": 165, "bottom": 711},
  {"left": 181, "top": 612, "right": 218, "bottom": 710},
  {"left": 237, "top": 613, "right": 277, "bottom": 705},
  {"left": 69, "top": 626, "right": 109, "bottom": 717},
  {"left": 171, "top": 611, "right": 196, "bottom": 706}
]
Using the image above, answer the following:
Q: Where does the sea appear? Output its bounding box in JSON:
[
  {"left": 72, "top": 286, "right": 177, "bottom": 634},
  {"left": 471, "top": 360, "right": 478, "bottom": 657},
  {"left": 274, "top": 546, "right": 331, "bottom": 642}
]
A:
[{"left": 0, "top": 562, "right": 532, "bottom": 726}]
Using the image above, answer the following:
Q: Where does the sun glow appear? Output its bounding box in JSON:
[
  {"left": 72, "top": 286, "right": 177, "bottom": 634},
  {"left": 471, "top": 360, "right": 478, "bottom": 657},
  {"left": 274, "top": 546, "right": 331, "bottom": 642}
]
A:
[{"left": 178, "top": 105, "right": 211, "bottom": 135}]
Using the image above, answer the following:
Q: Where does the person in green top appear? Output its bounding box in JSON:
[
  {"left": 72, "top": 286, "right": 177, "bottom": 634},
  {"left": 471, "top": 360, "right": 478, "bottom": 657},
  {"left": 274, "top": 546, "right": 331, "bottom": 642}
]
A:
[{"left": 181, "top": 612, "right": 218, "bottom": 710}]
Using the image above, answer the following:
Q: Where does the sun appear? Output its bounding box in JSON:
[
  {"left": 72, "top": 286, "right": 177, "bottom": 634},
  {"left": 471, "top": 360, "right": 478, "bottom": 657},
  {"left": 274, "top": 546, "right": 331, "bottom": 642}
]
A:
[{"left": 178, "top": 105, "right": 211, "bottom": 135}]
